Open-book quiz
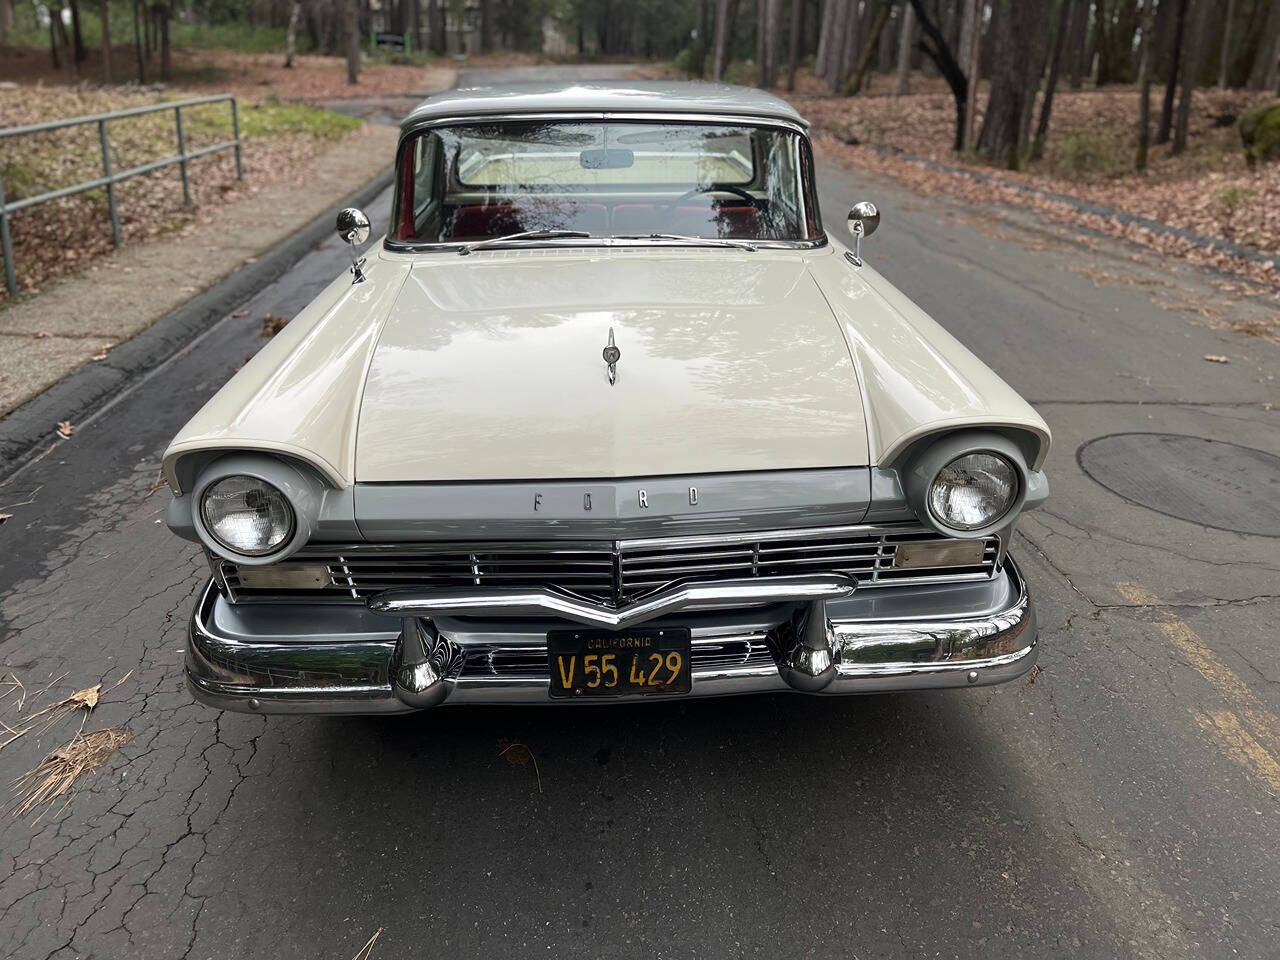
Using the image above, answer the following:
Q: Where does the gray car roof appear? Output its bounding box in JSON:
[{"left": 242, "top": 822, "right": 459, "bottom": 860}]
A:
[{"left": 401, "top": 81, "right": 809, "bottom": 129}]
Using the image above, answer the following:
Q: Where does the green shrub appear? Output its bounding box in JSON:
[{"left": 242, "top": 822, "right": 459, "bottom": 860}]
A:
[
  {"left": 1240, "top": 103, "right": 1280, "bottom": 167},
  {"left": 1058, "top": 131, "right": 1120, "bottom": 177},
  {"left": 1216, "top": 184, "right": 1255, "bottom": 217}
]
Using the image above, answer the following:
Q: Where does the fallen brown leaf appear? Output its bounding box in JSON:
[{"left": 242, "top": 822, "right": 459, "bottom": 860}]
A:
[
  {"left": 0, "top": 513, "right": 10, "bottom": 525},
  {"left": 142, "top": 472, "right": 169, "bottom": 499},
  {"left": 90, "top": 343, "right": 114, "bottom": 362},
  {"left": 1203, "top": 354, "right": 1230, "bottom": 363},
  {"left": 260, "top": 313, "right": 291, "bottom": 337},
  {"left": 232, "top": 309, "right": 250, "bottom": 318},
  {"left": 498, "top": 739, "right": 543, "bottom": 793},
  {"left": 13, "top": 726, "right": 132, "bottom": 820},
  {"left": 55, "top": 420, "right": 74, "bottom": 439},
  {"left": 33, "top": 331, "right": 50, "bottom": 340}
]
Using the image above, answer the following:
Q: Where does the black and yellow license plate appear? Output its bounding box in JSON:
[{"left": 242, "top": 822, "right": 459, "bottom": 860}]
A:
[{"left": 547, "top": 628, "right": 692, "bottom": 699}]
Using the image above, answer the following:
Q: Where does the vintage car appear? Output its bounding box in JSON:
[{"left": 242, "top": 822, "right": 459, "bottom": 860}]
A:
[{"left": 164, "top": 82, "right": 1050, "bottom": 714}]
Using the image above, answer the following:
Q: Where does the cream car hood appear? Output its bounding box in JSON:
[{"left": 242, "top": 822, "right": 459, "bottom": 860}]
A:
[{"left": 355, "top": 249, "right": 870, "bottom": 482}]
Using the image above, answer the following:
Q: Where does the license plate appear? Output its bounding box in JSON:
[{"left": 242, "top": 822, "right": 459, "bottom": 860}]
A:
[{"left": 547, "top": 628, "right": 692, "bottom": 699}]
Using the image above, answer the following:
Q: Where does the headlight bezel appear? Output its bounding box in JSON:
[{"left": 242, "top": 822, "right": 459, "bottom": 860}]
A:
[
  {"left": 900, "top": 431, "right": 1031, "bottom": 539},
  {"left": 926, "top": 451, "right": 1018, "bottom": 532},
  {"left": 200, "top": 475, "right": 296, "bottom": 557},
  {"left": 190, "top": 455, "right": 322, "bottom": 565}
]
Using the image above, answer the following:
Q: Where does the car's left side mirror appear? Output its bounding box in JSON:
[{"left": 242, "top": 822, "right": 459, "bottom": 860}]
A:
[
  {"left": 336, "top": 207, "right": 371, "bottom": 283},
  {"left": 846, "top": 201, "right": 880, "bottom": 266}
]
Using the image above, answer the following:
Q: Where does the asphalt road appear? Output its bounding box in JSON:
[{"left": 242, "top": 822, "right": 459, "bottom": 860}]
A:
[{"left": 1, "top": 67, "right": 1278, "bottom": 960}]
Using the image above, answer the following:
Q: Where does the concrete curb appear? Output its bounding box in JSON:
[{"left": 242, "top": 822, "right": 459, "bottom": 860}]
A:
[
  {"left": 0, "top": 166, "right": 395, "bottom": 480},
  {"left": 858, "top": 143, "right": 1279, "bottom": 268}
]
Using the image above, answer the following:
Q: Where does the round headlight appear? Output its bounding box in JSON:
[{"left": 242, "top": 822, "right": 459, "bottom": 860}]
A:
[
  {"left": 200, "top": 475, "right": 295, "bottom": 556},
  {"left": 928, "top": 453, "right": 1017, "bottom": 531}
]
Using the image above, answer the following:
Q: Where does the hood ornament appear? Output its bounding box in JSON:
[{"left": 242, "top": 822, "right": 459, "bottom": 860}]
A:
[{"left": 602, "top": 327, "right": 621, "bottom": 385}]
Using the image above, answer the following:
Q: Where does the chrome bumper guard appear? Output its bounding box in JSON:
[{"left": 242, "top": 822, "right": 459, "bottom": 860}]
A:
[{"left": 186, "top": 560, "right": 1037, "bottom": 714}]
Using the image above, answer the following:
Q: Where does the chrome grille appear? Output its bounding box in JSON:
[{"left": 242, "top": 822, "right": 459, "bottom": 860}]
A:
[{"left": 217, "top": 524, "right": 999, "bottom": 604}]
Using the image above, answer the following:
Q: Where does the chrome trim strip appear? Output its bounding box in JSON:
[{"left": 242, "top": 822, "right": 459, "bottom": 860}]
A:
[{"left": 367, "top": 574, "right": 857, "bottom": 629}]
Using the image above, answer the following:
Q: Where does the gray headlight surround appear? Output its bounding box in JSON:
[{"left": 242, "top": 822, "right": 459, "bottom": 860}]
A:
[
  {"left": 190, "top": 454, "right": 324, "bottom": 565},
  {"left": 900, "top": 431, "right": 1029, "bottom": 539}
]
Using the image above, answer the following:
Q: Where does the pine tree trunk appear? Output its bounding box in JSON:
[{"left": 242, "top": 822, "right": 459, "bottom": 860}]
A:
[
  {"left": 1172, "top": 0, "right": 1208, "bottom": 153},
  {"left": 1032, "top": 0, "right": 1073, "bottom": 161},
  {"left": 69, "top": 0, "right": 86, "bottom": 65},
  {"left": 1066, "top": 0, "right": 1089, "bottom": 88},
  {"left": 815, "top": 0, "right": 837, "bottom": 77},
  {"left": 160, "top": 3, "right": 171, "bottom": 81},
  {"left": 847, "top": 1, "right": 890, "bottom": 94},
  {"left": 284, "top": 1, "right": 301, "bottom": 67},
  {"left": 786, "top": 0, "right": 803, "bottom": 90},
  {"left": 963, "top": 0, "right": 981, "bottom": 147},
  {"left": 0, "top": 0, "right": 13, "bottom": 47},
  {"left": 895, "top": 1, "right": 914, "bottom": 94},
  {"left": 1157, "top": 0, "right": 1188, "bottom": 143},
  {"left": 713, "top": 0, "right": 739, "bottom": 79},
  {"left": 1247, "top": 0, "right": 1280, "bottom": 90},
  {"left": 132, "top": 0, "right": 145, "bottom": 81},
  {"left": 978, "top": 0, "right": 1050, "bottom": 168},
  {"left": 1216, "top": 0, "right": 1235, "bottom": 88},
  {"left": 1135, "top": 0, "right": 1158, "bottom": 169},
  {"left": 346, "top": 0, "right": 360, "bottom": 83},
  {"left": 100, "top": 0, "right": 112, "bottom": 82}
]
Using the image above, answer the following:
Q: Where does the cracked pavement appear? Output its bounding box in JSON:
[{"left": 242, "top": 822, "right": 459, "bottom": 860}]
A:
[{"left": 1, "top": 67, "right": 1278, "bottom": 959}]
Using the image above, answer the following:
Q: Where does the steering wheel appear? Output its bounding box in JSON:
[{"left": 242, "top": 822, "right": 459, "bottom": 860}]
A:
[{"left": 672, "top": 183, "right": 761, "bottom": 206}]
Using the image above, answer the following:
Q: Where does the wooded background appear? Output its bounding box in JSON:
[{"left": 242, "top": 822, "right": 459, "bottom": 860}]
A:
[{"left": 4, "top": 0, "right": 1280, "bottom": 171}]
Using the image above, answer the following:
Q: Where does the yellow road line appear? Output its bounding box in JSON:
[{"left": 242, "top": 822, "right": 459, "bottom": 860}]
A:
[
  {"left": 1193, "top": 710, "right": 1280, "bottom": 793},
  {"left": 1117, "top": 581, "right": 1280, "bottom": 788}
]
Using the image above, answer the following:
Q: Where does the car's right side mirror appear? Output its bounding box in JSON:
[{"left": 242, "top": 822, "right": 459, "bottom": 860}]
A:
[{"left": 846, "top": 201, "right": 880, "bottom": 266}]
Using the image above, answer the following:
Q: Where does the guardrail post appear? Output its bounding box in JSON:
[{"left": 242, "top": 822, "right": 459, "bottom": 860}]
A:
[
  {"left": 98, "top": 120, "right": 122, "bottom": 247},
  {"left": 230, "top": 98, "right": 244, "bottom": 180},
  {"left": 0, "top": 175, "right": 17, "bottom": 300},
  {"left": 174, "top": 107, "right": 192, "bottom": 207}
]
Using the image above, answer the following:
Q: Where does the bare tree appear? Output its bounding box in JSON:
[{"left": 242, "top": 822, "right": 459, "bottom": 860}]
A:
[
  {"left": 815, "top": 0, "right": 839, "bottom": 78},
  {"left": 1066, "top": 0, "right": 1090, "bottom": 88},
  {"left": 100, "top": 0, "right": 112, "bottom": 82},
  {"left": 757, "top": 0, "right": 783, "bottom": 87},
  {"left": 284, "top": 0, "right": 302, "bottom": 68},
  {"left": 848, "top": 2, "right": 892, "bottom": 95},
  {"left": 1157, "top": 0, "right": 1188, "bottom": 143},
  {"left": 1247, "top": 0, "right": 1280, "bottom": 90},
  {"left": 1032, "top": 0, "right": 1076, "bottom": 161},
  {"left": 895, "top": 0, "right": 915, "bottom": 94},
  {"left": 1135, "top": 0, "right": 1159, "bottom": 169},
  {"left": 977, "top": 0, "right": 1051, "bottom": 168},
  {"left": 1172, "top": 0, "right": 1209, "bottom": 153},
  {"left": 132, "top": 0, "right": 145, "bottom": 82},
  {"left": 0, "top": 0, "right": 12, "bottom": 47},
  {"left": 907, "top": 0, "right": 971, "bottom": 150},
  {"left": 1217, "top": 0, "right": 1236, "bottom": 88},
  {"left": 346, "top": 0, "right": 360, "bottom": 84},
  {"left": 786, "top": 0, "right": 803, "bottom": 91},
  {"left": 713, "top": 0, "right": 739, "bottom": 80},
  {"left": 960, "top": 0, "right": 981, "bottom": 148}
]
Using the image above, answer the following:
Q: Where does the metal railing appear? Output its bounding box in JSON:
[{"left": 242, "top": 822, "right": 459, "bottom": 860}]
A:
[{"left": 0, "top": 94, "right": 243, "bottom": 299}]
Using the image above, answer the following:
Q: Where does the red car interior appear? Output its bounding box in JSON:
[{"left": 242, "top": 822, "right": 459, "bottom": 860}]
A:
[{"left": 439, "top": 202, "right": 765, "bottom": 242}]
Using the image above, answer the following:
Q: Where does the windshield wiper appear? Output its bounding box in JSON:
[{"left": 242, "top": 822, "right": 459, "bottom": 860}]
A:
[
  {"left": 612, "top": 233, "right": 757, "bottom": 252},
  {"left": 458, "top": 229, "right": 592, "bottom": 255}
]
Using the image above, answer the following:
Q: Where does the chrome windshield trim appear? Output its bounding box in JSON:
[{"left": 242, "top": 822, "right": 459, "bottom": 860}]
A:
[
  {"left": 366, "top": 573, "right": 856, "bottom": 629},
  {"left": 385, "top": 110, "right": 823, "bottom": 254}
]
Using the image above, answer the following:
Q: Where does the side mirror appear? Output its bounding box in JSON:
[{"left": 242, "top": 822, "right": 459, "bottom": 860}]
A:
[
  {"left": 336, "top": 207, "right": 371, "bottom": 283},
  {"left": 845, "top": 201, "right": 880, "bottom": 266}
]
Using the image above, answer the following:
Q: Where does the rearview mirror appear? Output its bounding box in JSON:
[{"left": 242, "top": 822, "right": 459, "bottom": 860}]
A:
[
  {"left": 580, "top": 148, "right": 635, "bottom": 170},
  {"left": 335, "top": 207, "right": 371, "bottom": 283}
]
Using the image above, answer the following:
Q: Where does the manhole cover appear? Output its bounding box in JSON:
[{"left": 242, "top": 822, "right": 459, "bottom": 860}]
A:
[{"left": 1078, "top": 433, "right": 1280, "bottom": 537}]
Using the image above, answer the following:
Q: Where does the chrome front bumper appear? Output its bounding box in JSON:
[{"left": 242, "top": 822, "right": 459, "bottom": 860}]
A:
[{"left": 186, "top": 559, "right": 1038, "bottom": 714}]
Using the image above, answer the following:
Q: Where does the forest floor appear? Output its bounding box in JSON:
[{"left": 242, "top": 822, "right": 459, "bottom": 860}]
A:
[{"left": 0, "top": 48, "right": 460, "bottom": 300}]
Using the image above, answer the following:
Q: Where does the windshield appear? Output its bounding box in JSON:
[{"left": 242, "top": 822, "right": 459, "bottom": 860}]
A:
[{"left": 390, "top": 119, "right": 821, "bottom": 246}]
